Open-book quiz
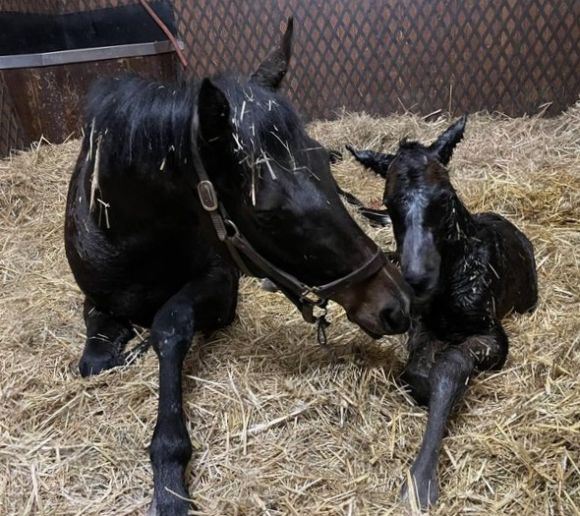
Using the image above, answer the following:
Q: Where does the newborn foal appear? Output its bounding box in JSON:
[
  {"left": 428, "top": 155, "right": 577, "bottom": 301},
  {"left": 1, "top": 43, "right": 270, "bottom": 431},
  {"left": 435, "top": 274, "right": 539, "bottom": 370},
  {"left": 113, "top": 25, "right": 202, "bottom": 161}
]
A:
[{"left": 348, "top": 117, "right": 538, "bottom": 508}]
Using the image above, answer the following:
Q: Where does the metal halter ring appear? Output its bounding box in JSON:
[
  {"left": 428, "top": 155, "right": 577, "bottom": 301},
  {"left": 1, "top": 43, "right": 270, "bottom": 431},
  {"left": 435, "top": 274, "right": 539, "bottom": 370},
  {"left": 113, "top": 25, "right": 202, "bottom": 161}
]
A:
[
  {"left": 224, "top": 219, "right": 241, "bottom": 238},
  {"left": 315, "top": 306, "right": 330, "bottom": 346},
  {"left": 299, "top": 288, "right": 324, "bottom": 306}
]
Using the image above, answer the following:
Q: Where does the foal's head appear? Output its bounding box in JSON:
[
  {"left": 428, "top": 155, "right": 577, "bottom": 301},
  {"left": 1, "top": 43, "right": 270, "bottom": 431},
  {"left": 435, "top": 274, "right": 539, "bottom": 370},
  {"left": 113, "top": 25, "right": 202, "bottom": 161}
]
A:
[
  {"left": 195, "top": 20, "right": 410, "bottom": 336},
  {"left": 348, "top": 117, "right": 467, "bottom": 303}
]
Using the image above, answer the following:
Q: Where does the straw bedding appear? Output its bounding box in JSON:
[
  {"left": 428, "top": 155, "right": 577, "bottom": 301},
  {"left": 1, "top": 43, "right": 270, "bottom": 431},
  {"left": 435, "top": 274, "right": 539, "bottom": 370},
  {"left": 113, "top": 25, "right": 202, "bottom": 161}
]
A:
[{"left": 0, "top": 106, "right": 578, "bottom": 515}]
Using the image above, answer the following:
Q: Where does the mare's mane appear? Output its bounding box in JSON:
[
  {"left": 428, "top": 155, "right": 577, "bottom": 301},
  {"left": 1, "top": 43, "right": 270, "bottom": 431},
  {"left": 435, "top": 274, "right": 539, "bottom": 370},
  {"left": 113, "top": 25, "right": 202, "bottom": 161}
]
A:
[{"left": 84, "top": 75, "right": 310, "bottom": 176}]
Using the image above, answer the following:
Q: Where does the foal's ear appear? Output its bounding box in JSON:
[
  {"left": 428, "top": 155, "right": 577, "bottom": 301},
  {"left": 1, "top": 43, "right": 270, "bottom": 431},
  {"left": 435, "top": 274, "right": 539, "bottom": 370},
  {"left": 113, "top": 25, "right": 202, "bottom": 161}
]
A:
[
  {"left": 251, "top": 17, "right": 293, "bottom": 90},
  {"left": 429, "top": 115, "right": 467, "bottom": 165},
  {"left": 197, "top": 78, "right": 231, "bottom": 143},
  {"left": 346, "top": 145, "right": 394, "bottom": 179}
]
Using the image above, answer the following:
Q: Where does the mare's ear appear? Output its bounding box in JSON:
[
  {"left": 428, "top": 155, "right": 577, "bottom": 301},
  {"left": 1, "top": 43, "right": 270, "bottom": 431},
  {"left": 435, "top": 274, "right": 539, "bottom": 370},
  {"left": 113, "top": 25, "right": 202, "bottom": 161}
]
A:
[
  {"left": 429, "top": 115, "right": 467, "bottom": 165},
  {"left": 251, "top": 17, "right": 293, "bottom": 90},
  {"left": 197, "top": 78, "right": 230, "bottom": 144},
  {"left": 346, "top": 145, "right": 394, "bottom": 178}
]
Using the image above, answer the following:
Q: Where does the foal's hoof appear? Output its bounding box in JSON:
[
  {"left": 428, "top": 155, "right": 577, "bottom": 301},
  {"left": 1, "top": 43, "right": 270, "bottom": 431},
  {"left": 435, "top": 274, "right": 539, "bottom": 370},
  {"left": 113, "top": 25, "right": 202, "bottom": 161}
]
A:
[{"left": 401, "top": 473, "right": 439, "bottom": 511}]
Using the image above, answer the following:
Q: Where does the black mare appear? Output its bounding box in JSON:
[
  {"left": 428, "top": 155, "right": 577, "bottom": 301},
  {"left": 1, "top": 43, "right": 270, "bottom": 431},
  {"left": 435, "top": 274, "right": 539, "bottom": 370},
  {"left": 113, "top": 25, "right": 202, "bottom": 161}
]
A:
[
  {"left": 64, "top": 21, "right": 411, "bottom": 515},
  {"left": 347, "top": 117, "right": 538, "bottom": 508}
]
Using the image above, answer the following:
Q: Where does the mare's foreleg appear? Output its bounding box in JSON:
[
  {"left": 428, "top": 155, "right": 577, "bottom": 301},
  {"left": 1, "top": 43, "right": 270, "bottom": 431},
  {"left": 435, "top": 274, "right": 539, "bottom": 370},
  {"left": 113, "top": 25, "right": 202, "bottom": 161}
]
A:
[
  {"left": 79, "top": 299, "right": 135, "bottom": 377},
  {"left": 403, "top": 324, "right": 508, "bottom": 509},
  {"left": 149, "top": 269, "right": 237, "bottom": 516}
]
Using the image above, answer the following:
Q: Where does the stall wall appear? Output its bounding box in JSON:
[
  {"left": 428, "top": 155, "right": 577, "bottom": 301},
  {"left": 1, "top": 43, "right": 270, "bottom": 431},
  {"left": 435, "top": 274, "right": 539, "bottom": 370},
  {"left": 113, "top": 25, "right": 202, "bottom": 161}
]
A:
[
  {"left": 0, "top": 0, "right": 176, "bottom": 156},
  {"left": 1, "top": 0, "right": 579, "bottom": 156},
  {"left": 175, "top": 0, "right": 580, "bottom": 119}
]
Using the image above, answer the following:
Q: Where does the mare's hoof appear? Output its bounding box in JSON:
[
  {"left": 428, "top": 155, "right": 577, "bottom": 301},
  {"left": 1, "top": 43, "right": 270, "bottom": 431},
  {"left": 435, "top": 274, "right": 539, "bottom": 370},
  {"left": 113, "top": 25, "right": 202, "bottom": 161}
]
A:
[
  {"left": 79, "top": 352, "right": 118, "bottom": 377},
  {"left": 79, "top": 339, "right": 151, "bottom": 377},
  {"left": 401, "top": 472, "right": 439, "bottom": 511}
]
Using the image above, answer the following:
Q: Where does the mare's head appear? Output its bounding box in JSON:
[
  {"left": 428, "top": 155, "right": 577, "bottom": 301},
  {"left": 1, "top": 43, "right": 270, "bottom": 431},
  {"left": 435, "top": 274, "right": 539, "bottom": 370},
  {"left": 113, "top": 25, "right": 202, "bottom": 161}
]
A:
[
  {"left": 196, "top": 20, "right": 410, "bottom": 336},
  {"left": 348, "top": 117, "right": 467, "bottom": 303}
]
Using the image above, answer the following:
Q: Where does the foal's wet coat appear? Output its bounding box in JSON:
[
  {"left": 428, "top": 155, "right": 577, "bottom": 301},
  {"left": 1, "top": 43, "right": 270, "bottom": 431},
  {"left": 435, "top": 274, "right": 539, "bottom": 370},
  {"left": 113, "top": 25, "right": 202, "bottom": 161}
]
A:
[{"left": 348, "top": 117, "right": 538, "bottom": 508}]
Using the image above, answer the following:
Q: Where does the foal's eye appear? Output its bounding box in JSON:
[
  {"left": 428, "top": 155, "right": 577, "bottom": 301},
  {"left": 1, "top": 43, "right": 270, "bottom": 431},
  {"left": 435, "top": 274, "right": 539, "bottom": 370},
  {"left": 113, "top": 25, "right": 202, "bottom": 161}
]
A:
[
  {"left": 425, "top": 202, "right": 447, "bottom": 225},
  {"left": 386, "top": 201, "right": 402, "bottom": 222}
]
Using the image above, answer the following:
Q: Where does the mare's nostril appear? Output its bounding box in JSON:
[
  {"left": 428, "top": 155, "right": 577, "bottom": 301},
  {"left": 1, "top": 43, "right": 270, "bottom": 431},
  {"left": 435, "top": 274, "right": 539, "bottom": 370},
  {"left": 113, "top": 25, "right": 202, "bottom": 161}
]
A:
[
  {"left": 380, "top": 307, "right": 394, "bottom": 327},
  {"left": 380, "top": 304, "right": 410, "bottom": 334}
]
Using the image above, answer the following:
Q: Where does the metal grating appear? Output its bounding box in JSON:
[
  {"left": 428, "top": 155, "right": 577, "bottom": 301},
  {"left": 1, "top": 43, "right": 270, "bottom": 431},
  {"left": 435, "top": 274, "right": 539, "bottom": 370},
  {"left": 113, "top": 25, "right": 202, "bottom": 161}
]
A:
[
  {"left": 0, "top": 0, "right": 578, "bottom": 158},
  {"left": 173, "top": 0, "right": 580, "bottom": 119}
]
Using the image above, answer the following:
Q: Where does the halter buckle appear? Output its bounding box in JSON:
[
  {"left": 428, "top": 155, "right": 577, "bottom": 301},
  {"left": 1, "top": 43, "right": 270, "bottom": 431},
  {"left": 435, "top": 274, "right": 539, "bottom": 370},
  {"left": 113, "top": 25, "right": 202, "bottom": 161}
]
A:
[{"left": 197, "top": 180, "right": 218, "bottom": 211}]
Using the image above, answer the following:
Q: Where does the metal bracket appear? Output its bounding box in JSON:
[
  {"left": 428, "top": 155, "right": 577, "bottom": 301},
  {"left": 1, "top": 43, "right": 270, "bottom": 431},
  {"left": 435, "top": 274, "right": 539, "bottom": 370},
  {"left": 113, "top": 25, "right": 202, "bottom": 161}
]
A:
[{"left": 0, "top": 40, "right": 179, "bottom": 70}]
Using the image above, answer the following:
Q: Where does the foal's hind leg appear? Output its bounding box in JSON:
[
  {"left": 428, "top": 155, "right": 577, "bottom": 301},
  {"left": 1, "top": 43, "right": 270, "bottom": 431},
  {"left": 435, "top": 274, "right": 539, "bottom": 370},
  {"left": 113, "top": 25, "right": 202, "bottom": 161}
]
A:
[
  {"left": 79, "top": 299, "right": 135, "bottom": 377},
  {"left": 149, "top": 269, "right": 238, "bottom": 516},
  {"left": 403, "top": 326, "right": 508, "bottom": 509}
]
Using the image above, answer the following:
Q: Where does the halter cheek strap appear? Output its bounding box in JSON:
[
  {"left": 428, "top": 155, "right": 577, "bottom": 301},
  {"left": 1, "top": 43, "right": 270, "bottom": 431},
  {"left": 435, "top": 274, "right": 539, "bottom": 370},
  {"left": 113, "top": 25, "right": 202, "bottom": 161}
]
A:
[{"left": 190, "top": 109, "right": 387, "bottom": 339}]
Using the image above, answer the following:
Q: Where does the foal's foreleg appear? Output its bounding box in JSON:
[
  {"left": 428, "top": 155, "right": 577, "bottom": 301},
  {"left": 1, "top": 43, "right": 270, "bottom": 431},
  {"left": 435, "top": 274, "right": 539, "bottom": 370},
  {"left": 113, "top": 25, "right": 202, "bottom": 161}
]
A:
[
  {"left": 400, "top": 327, "right": 446, "bottom": 406},
  {"left": 404, "top": 327, "right": 508, "bottom": 509}
]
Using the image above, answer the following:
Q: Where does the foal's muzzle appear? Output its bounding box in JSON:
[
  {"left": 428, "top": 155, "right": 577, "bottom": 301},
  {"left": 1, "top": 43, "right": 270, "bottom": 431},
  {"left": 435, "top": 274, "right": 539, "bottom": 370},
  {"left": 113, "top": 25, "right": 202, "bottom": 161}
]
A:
[{"left": 404, "top": 270, "right": 438, "bottom": 304}]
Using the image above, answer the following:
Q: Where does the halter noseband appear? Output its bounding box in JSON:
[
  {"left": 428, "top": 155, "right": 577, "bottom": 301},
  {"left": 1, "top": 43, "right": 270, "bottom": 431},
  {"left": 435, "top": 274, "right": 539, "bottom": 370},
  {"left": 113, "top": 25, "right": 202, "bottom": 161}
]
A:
[{"left": 191, "top": 110, "right": 387, "bottom": 341}]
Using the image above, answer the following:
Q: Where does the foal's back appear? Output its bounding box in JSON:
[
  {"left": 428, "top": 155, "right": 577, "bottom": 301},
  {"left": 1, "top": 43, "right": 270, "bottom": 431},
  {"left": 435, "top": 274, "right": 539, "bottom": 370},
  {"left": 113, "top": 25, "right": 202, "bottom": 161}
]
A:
[{"left": 474, "top": 212, "right": 538, "bottom": 317}]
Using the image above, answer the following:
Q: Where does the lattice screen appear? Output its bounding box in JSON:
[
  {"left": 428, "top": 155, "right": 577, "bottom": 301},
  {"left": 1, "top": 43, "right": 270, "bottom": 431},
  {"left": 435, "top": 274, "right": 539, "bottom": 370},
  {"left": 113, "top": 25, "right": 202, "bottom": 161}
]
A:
[
  {"left": 1, "top": 0, "right": 579, "bottom": 156},
  {"left": 173, "top": 0, "right": 580, "bottom": 119}
]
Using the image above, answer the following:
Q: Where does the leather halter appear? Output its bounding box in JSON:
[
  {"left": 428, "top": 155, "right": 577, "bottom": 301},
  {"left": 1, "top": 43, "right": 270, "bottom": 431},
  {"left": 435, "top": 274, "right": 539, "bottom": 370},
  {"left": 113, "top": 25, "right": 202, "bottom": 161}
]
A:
[{"left": 190, "top": 110, "right": 387, "bottom": 333}]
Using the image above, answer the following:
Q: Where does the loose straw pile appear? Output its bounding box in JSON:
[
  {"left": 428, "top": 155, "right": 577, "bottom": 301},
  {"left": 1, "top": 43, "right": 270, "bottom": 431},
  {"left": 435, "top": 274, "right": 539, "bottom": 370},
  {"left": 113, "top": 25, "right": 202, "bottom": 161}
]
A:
[{"left": 0, "top": 105, "right": 578, "bottom": 515}]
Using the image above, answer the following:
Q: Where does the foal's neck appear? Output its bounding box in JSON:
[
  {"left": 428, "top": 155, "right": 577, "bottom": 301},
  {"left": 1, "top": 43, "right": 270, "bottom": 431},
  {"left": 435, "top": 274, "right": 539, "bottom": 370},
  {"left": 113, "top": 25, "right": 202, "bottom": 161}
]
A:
[
  {"left": 432, "top": 193, "right": 479, "bottom": 304},
  {"left": 440, "top": 190, "right": 477, "bottom": 249}
]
